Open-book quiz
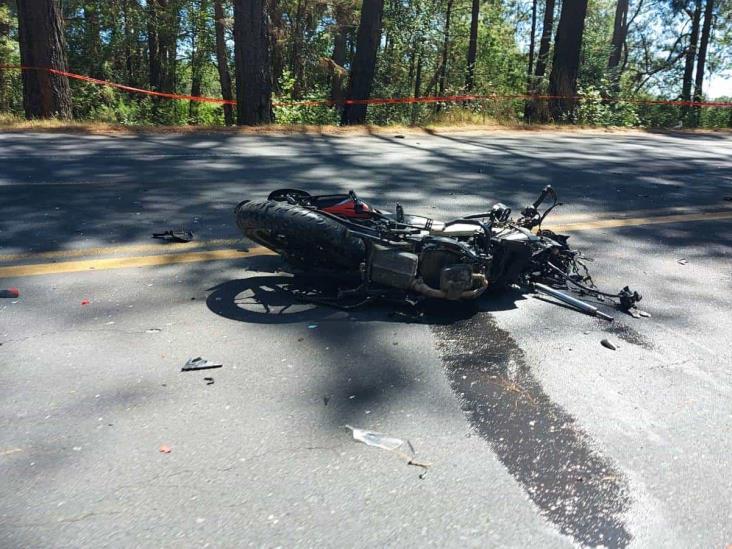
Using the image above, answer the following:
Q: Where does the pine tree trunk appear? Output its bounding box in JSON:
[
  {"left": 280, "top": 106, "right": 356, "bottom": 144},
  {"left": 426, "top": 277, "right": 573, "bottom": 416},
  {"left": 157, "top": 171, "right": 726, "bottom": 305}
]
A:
[
  {"left": 233, "top": 0, "right": 273, "bottom": 125},
  {"left": 214, "top": 0, "right": 234, "bottom": 125},
  {"left": 411, "top": 49, "right": 422, "bottom": 124},
  {"left": 83, "top": 1, "right": 103, "bottom": 78},
  {"left": 682, "top": 0, "right": 701, "bottom": 109},
  {"left": 526, "top": 0, "right": 537, "bottom": 92},
  {"left": 147, "top": 0, "right": 162, "bottom": 91},
  {"left": 692, "top": 0, "right": 714, "bottom": 125},
  {"left": 290, "top": 0, "right": 307, "bottom": 98},
  {"left": 16, "top": 0, "right": 72, "bottom": 119},
  {"left": 330, "top": 2, "right": 348, "bottom": 107},
  {"left": 533, "top": 0, "right": 555, "bottom": 81},
  {"left": 269, "top": 1, "right": 284, "bottom": 93},
  {"left": 524, "top": 0, "right": 555, "bottom": 121},
  {"left": 188, "top": 0, "right": 208, "bottom": 123},
  {"left": 341, "top": 0, "right": 384, "bottom": 125},
  {"left": 607, "top": 0, "right": 628, "bottom": 91},
  {"left": 548, "top": 0, "right": 589, "bottom": 121},
  {"left": 436, "top": 0, "right": 454, "bottom": 110},
  {"left": 465, "top": 0, "right": 480, "bottom": 91}
]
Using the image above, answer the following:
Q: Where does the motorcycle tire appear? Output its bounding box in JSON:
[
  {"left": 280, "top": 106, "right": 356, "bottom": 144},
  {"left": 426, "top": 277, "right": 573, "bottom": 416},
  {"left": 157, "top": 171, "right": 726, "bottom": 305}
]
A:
[{"left": 235, "top": 200, "right": 366, "bottom": 271}]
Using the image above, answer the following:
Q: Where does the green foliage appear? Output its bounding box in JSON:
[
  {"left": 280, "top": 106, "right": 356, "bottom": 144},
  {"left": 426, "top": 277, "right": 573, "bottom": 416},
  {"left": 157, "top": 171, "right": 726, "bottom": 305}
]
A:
[{"left": 575, "top": 83, "right": 641, "bottom": 126}]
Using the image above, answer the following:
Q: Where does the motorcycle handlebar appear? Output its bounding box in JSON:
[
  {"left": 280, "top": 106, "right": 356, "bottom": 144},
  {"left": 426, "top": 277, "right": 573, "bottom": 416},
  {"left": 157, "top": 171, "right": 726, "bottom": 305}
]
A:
[{"left": 532, "top": 185, "right": 556, "bottom": 209}]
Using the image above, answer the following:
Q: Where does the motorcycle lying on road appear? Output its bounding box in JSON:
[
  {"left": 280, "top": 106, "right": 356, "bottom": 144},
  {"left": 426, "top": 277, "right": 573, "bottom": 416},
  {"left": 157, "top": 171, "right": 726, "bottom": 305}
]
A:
[{"left": 234, "top": 186, "right": 641, "bottom": 318}]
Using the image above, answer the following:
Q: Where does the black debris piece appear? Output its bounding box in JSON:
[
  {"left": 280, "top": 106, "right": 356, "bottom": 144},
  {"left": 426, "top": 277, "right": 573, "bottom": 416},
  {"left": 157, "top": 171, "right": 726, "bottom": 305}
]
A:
[
  {"left": 601, "top": 338, "right": 617, "bottom": 351},
  {"left": 204, "top": 377, "right": 215, "bottom": 385},
  {"left": 153, "top": 230, "right": 194, "bottom": 243},
  {"left": 181, "top": 357, "right": 223, "bottom": 372}
]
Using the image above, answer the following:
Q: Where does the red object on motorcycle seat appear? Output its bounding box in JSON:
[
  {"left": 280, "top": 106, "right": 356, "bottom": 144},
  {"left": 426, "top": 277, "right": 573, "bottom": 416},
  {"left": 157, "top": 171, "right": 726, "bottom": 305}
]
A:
[{"left": 321, "top": 197, "right": 373, "bottom": 219}]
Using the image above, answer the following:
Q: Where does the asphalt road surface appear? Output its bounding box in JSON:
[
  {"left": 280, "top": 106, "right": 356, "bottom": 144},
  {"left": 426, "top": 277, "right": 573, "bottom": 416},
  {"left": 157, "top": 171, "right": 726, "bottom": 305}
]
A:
[{"left": 1, "top": 129, "right": 731, "bottom": 548}]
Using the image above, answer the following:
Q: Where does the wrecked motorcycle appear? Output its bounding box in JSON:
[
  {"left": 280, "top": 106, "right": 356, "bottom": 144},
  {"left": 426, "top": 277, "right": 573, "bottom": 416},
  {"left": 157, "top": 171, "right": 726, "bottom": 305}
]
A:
[{"left": 234, "top": 186, "right": 640, "bottom": 317}]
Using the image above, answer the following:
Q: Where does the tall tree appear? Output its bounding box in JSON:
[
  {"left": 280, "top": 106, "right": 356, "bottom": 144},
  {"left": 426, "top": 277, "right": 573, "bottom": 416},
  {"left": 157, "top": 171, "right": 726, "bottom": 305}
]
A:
[
  {"left": 147, "top": 0, "right": 179, "bottom": 94},
  {"left": 524, "top": 0, "right": 555, "bottom": 121},
  {"left": 16, "top": 0, "right": 72, "bottom": 119},
  {"left": 526, "top": 0, "right": 538, "bottom": 92},
  {"left": 465, "top": 0, "right": 480, "bottom": 91},
  {"left": 548, "top": 0, "right": 589, "bottom": 120},
  {"left": 290, "top": 0, "right": 307, "bottom": 98},
  {"left": 83, "top": 0, "right": 103, "bottom": 78},
  {"left": 330, "top": 1, "right": 350, "bottom": 106},
  {"left": 341, "top": 0, "right": 384, "bottom": 125},
  {"left": 681, "top": 0, "right": 702, "bottom": 107},
  {"left": 233, "top": 0, "right": 272, "bottom": 125},
  {"left": 607, "top": 0, "right": 629, "bottom": 85},
  {"left": 188, "top": 0, "right": 210, "bottom": 122},
  {"left": 437, "top": 0, "right": 454, "bottom": 105},
  {"left": 213, "top": 0, "right": 234, "bottom": 125},
  {"left": 692, "top": 0, "right": 715, "bottom": 123},
  {"left": 533, "top": 0, "right": 556, "bottom": 81}
]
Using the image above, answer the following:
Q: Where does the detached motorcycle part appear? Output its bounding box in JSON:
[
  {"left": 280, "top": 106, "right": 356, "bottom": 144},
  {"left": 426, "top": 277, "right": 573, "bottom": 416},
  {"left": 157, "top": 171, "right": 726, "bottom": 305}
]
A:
[
  {"left": 235, "top": 200, "right": 366, "bottom": 270},
  {"left": 534, "top": 282, "right": 614, "bottom": 321}
]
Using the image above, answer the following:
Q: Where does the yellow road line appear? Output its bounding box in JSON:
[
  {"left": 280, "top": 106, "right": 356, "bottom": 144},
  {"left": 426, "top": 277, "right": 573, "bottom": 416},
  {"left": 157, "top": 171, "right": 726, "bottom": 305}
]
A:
[
  {"left": 1, "top": 208, "right": 730, "bottom": 279},
  {"left": 548, "top": 209, "right": 732, "bottom": 233},
  {"left": 548, "top": 203, "right": 732, "bottom": 224},
  {"left": 0, "top": 238, "right": 240, "bottom": 262},
  {"left": 0, "top": 247, "right": 276, "bottom": 279}
]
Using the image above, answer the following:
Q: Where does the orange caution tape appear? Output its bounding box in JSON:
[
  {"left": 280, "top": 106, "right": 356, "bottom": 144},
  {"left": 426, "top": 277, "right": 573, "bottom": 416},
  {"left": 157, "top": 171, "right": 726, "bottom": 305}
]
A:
[{"left": 2, "top": 64, "right": 731, "bottom": 109}]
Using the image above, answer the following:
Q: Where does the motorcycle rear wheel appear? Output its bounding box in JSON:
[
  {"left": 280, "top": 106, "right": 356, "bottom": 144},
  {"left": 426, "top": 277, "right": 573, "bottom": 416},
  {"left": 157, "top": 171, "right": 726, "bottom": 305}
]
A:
[{"left": 235, "top": 200, "right": 366, "bottom": 271}]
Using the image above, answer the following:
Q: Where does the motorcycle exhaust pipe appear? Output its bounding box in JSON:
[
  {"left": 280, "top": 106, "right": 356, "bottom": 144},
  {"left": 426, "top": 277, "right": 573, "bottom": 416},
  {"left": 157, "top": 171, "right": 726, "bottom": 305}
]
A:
[
  {"left": 410, "top": 274, "right": 489, "bottom": 301},
  {"left": 533, "top": 282, "right": 613, "bottom": 321}
]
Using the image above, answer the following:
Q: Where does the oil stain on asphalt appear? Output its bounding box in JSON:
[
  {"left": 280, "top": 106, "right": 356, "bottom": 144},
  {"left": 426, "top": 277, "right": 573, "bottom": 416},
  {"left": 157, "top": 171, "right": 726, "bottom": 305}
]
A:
[{"left": 430, "top": 312, "right": 632, "bottom": 547}]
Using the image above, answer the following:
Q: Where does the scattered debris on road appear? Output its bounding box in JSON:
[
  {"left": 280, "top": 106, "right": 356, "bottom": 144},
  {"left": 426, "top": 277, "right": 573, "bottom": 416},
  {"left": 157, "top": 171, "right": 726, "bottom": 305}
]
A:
[
  {"left": 346, "top": 425, "right": 430, "bottom": 475},
  {"left": 601, "top": 338, "right": 618, "bottom": 351},
  {"left": 181, "top": 357, "right": 223, "bottom": 371},
  {"left": 0, "top": 288, "right": 19, "bottom": 299},
  {"left": 678, "top": 258, "right": 688, "bottom": 265},
  {"left": 323, "top": 395, "right": 330, "bottom": 406},
  {"left": 81, "top": 299, "right": 90, "bottom": 305},
  {"left": 204, "top": 377, "right": 214, "bottom": 385},
  {"left": 308, "top": 324, "right": 318, "bottom": 329},
  {"left": 534, "top": 283, "right": 614, "bottom": 321},
  {"left": 152, "top": 229, "right": 194, "bottom": 243},
  {"left": 723, "top": 196, "right": 732, "bottom": 202},
  {"left": 159, "top": 445, "right": 172, "bottom": 454},
  {"left": 146, "top": 328, "right": 162, "bottom": 333},
  {"left": 0, "top": 448, "right": 23, "bottom": 457}
]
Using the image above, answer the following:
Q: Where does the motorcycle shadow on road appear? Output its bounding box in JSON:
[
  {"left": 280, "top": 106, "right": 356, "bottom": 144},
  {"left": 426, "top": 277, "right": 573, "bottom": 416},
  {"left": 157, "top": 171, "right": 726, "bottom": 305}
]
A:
[
  {"left": 205, "top": 252, "right": 530, "bottom": 325},
  {"left": 205, "top": 271, "right": 530, "bottom": 326}
]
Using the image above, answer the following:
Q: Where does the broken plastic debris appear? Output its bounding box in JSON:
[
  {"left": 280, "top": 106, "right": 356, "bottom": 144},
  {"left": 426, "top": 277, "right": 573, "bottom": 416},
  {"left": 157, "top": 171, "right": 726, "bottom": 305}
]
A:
[
  {"left": 601, "top": 338, "right": 617, "bottom": 350},
  {"left": 345, "top": 425, "right": 431, "bottom": 473},
  {"left": 152, "top": 230, "right": 194, "bottom": 243},
  {"left": 181, "top": 357, "right": 223, "bottom": 372},
  {"left": 0, "top": 288, "right": 19, "bottom": 298},
  {"left": 308, "top": 324, "right": 319, "bottom": 329},
  {"left": 677, "top": 258, "right": 688, "bottom": 265},
  {"left": 204, "top": 377, "right": 214, "bottom": 385},
  {"left": 348, "top": 425, "right": 405, "bottom": 451},
  {"left": 159, "top": 445, "right": 172, "bottom": 454}
]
